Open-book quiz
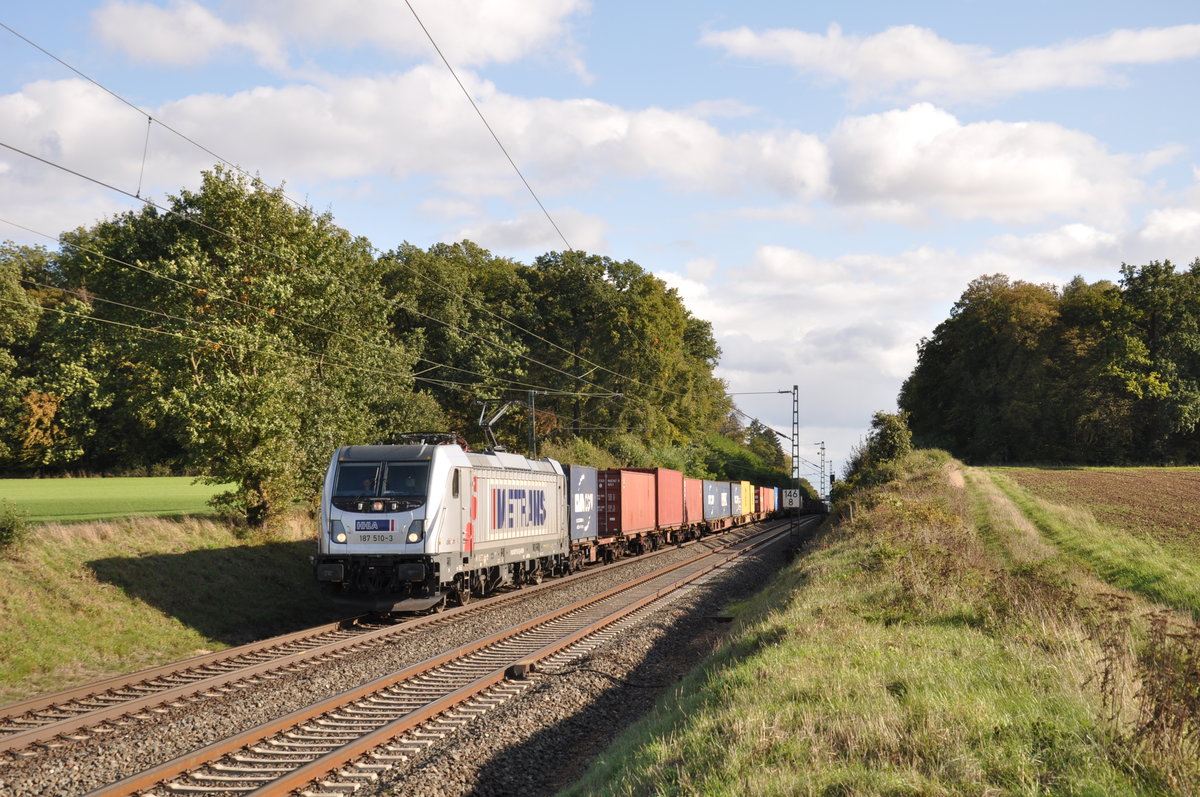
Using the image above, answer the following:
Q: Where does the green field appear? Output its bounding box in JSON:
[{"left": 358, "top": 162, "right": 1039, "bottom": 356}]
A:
[{"left": 0, "top": 477, "right": 233, "bottom": 522}]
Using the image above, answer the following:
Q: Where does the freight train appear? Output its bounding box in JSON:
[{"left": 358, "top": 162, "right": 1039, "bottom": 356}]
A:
[{"left": 314, "top": 434, "right": 799, "bottom": 612}]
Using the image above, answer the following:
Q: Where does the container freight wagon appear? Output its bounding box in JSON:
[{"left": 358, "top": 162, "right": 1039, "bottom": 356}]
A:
[
  {"left": 702, "top": 479, "right": 732, "bottom": 531},
  {"left": 598, "top": 468, "right": 656, "bottom": 556},
  {"left": 628, "top": 467, "right": 685, "bottom": 533},
  {"left": 683, "top": 477, "right": 704, "bottom": 532},
  {"left": 765, "top": 486, "right": 777, "bottom": 513},
  {"left": 755, "top": 485, "right": 776, "bottom": 515},
  {"left": 738, "top": 481, "right": 754, "bottom": 521},
  {"left": 564, "top": 464, "right": 599, "bottom": 566}
]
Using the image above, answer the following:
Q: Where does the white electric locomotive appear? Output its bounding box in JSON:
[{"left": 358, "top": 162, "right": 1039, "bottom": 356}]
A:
[{"left": 315, "top": 436, "right": 569, "bottom": 612}]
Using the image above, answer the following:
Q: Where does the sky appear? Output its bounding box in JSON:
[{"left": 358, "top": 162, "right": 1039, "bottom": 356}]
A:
[{"left": 3, "top": 1, "right": 1200, "bottom": 490}]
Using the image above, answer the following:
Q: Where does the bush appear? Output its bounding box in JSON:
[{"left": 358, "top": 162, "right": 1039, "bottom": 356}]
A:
[{"left": 0, "top": 499, "right": 29, "bottom": 548}]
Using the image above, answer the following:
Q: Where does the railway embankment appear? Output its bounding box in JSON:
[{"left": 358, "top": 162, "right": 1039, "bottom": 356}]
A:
[
  {"left": 0, "top": 514, "right": 343, "bottom": 704},
  {"left": 562, "top": 451, "right": 1200, "bottom": 795}
]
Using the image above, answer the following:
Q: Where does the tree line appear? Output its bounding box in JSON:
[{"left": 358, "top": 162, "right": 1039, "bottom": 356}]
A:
[
  {"left": 900, "top": 263, "right": 1200, "bottom": 464},
  {"left": 0, "top": 167, "right": 791, "bottom": 525}
]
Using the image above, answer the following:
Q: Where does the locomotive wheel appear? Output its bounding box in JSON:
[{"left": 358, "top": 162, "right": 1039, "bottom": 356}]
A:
[{"left": 454, "top": 585, "right": 472, "bottom": 606}]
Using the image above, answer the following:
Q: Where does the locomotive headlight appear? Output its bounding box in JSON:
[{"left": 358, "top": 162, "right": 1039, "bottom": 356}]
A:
[
  {"left": 329, "top": 519, "right": 348, "bottom": 544},
  {"left": 406, "top": 520, "right": 425, "bottom": 544},
  {"left": 371, "top": 500, "right": 384, "bottom": 512}
]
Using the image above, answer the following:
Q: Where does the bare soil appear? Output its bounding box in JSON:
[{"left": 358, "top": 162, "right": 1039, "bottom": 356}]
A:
[{"left": 1002, "top": 467, "right": 1200, "bottom": 565}]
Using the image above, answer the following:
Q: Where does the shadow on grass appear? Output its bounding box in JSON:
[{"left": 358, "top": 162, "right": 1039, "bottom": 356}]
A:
[{"left": 88, "top": 540, "right": 351, "bottom": 646}]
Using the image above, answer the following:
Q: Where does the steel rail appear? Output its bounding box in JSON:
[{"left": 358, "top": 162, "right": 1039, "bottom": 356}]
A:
[
  {"left": 0, "top": 619, "right": 364, "bottom": 722},
  {"left": 272, "top": 522, "right": 796, "bottom": 796},
  {"left": 84, "top": 522, "right": 794, "bottom": 797},
  {"left": 0, "top": 521, "right": 771, "bottom": 754}
]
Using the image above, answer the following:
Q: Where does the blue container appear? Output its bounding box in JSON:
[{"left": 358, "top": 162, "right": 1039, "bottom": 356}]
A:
[
  {"left": 702, "top": 480, "right": 731, "bottom": 520},
  {"left": 564, "top": 464, "right": 598, "bottom": 542},
  {"left": 730, "top": 482, "right": 742, "bottom": 516},
  {"left": 773, "top": 487, "right": 780, "bottom": 512}
]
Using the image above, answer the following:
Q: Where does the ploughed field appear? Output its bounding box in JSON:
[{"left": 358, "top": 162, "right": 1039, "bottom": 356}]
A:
[{"left": 1002, "top": 467, "right": 1200, "bottom": 565}]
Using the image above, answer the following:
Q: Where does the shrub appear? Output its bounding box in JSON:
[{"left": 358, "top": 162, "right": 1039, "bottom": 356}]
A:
[{"left": 0, "top": 499, "right": 30, "bottom": 548}]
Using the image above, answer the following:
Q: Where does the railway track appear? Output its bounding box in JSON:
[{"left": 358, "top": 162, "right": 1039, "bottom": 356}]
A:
[
  {"left": 82, "top": 520, "right": 792, "bottom": 796},
  {"left": 0, "top": 521, "right": 778, "bottom": 758}
]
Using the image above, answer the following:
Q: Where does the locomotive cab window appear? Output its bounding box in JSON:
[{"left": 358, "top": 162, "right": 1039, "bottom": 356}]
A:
[
  {"left": 383, "top": 462, "right": 428, "bottom": 500},
  {"left": 333, "top": 463, "right": 380, "bottom": 500},
  {"left": 331, "top": 461, "right": 430, "bottom": 510}
]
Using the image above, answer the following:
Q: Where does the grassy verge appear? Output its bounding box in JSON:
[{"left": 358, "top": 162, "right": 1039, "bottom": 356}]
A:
[
  {"left": 0, "top": 515, "right": 347, "bottom": 705},
  {"left": 0, "top": 476, "right": 233, "bottom": 522},
  {"left": 984, "top": 469, "right": 1200, "bottom": 619},
  {"left": 563, "top": 453, "right": 1189, "bottom": 795}
]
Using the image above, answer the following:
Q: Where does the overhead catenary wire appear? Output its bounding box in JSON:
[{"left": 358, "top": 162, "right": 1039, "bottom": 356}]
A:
[
  {"left": 0, "top": 24, "right": 616, "bottom": 397},
  {"left": 4, "top": 16, "right": 707, "bottom": 407},
  {"left": 0, "top": 147, "right": 616, "bottom": 398},
  {"left": 12, "top": 265, "right": 607, "bottom": 398},
  {"left": 0, "top": 20, "right": 705, "bottom": 410},
  {"left": 0, "top": 294, "right": 430, "bottom": 386},
  {"left": 0, "top": 22, "right": 730, "bottom": 429},
  {"left": 401, "top": 0, "right": 572, "bottom": 253},
  {"left": 0, "top": 21, "right": 306, "bottom": 212},
  {"left": 0, "top": 291, "right": 543, "bottom": 400}
]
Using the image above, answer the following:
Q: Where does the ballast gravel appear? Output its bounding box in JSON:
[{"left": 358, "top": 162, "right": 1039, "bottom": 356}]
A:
[
  {"left": 0, "top": 531, "right": 795, "bottom": 797},
  {"left": 361, "top": 536, "right": 791, "bottom": 797}
]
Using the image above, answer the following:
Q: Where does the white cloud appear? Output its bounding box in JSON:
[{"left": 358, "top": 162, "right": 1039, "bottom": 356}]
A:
[
  {"left": 7, "top": 62, "right": 1150, "bottom": 238},
  {"left": 683, "top": 257, "right": 718, "bottom": 282},
  {"left": 0, "top": 79, "right": 175, "bottom": 237},
  {"left": 257, "top": 0, "right": 588, "bottom": 69},
  {"left": 990, "top": 223, "right": 1120, "bottom": 268},
  {"left": 93, "top": 0, "right": 287, "bottom": 69},
  {"left": 0, "top": 69, "right": 833, "bottom": 246},
  {"left": 828, "top": 104, "right": 1142, "bottom": 225},
  {"left": 93, "top": 0, "right": 589, "bottom": 73},
  {"left": 454, "top": 207, "right": 608, "bottom": 254},
  {"left": 1137, "top": 207, "right": 1200, "bottom": 259},
  {"left": 701, "top": 22, "right": 1200, "bottom": 104}
]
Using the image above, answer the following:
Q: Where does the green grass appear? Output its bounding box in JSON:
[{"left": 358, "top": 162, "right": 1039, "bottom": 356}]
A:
[
  {"left": 985, "top": 470, "right": 1200, "bottom": 620},
  {"left": 563, "top": 452, "right": 1167, "bottom": 795},
  {"left": 0, "top": 477, "right": 233, "bottom": 522},
  {"left": 0, "top": 515, "right": 346, "bottom": 704}
]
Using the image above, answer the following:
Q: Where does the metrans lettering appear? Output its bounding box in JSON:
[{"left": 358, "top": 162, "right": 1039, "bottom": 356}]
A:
[{"left": 493, "top": 488, "right": 548, "bottom": 530}]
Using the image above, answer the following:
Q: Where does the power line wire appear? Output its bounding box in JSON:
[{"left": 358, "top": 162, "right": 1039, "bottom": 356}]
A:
[
  {"left": 0, "top": 20, "right": 305, "bottom": 210},
  {"left": 0, "top": 147, "right": 615, "bottom": 396},
  {"left": 401, "top": 0, "right": 572, "bottom": 252},
  {"left": 7, "top": 240, "right": 607, "bottom": 398},
  {"left": 1, "top": 22, "right": 709, "bottom": 410},
  {"left": 1, "top": 23, "right": 729, "bottom": 421}
]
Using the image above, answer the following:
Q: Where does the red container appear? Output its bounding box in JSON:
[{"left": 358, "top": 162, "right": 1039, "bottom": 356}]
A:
[
  {"left": 598, "top": 469, "right": 656, "bottom": 536},
  {"left": 683, "top": 478, "right": 704, "bottom": 525},
  {"left": 757, "top": 486, "right": 773, "bottom": 513},
  {"left": 628, "top": 467, "right": 684, "bottom": 529}
]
